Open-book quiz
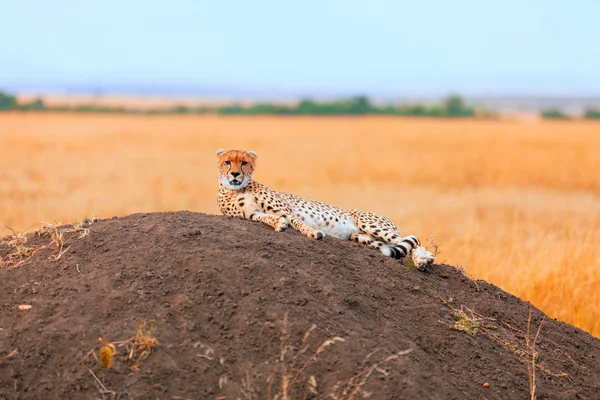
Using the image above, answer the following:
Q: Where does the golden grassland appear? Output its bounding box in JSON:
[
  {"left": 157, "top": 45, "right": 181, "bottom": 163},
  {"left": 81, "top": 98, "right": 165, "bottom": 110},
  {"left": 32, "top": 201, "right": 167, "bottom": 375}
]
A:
[{"left": 1, "top": 112, "right": 599, "bottom": 337}]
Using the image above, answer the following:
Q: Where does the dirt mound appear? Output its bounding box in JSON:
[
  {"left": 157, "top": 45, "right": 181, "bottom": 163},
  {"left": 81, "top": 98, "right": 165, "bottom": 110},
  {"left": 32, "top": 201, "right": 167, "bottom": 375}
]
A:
[{"left": 1, "top": 212, "right": 599, "bottom": 400}]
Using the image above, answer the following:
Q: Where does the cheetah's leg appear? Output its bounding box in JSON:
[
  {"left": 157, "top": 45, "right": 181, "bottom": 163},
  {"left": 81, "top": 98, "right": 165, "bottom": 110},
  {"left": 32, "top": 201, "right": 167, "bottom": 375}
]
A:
[
  {"left": 235, "top": 194, "right": 288, "bottom": 232},
  {"left": 286, "top": 216, "right": 325, "bottom": 240},
  {"left": 349, "top": 232, "right": 390, "bottom": 253},
  {"left": 349, "top": 210, "right": 435, "bottom": 266}
]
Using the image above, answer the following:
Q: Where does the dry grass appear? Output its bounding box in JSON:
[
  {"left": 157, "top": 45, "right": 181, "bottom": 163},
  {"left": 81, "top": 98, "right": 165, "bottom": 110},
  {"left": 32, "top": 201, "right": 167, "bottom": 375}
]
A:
[
  {"left": 0, "top": 227, "right": 36, "bottom": 269},
  {"left": 327, "top": 349, "right": 412, "bottom": 400},
  {"left": 0, "top": 218, "right": 93, "bottom": 269},
  {"left": 267, "top": 314, "right": 346, "bottom": 399},
  {"left": 439, "top": 297, "right": 497, "bottom": 336},
  {"left": 265, "top": 313, "right": 410, "bottom": 400},
  {"left": 526, "top": 307, "right": 545, "bottom": 400},
  {"left": 81, "top": 318, "right": 159, "bottom": 372},
  {"left": 439, "top": 297, "right": 569, "bottom": 397},
  {"left": 438, "top": 296, "right": 568, "bottom": 390},
  {"left": 1, "top": 112, "right": 599, "bottom": 337}
]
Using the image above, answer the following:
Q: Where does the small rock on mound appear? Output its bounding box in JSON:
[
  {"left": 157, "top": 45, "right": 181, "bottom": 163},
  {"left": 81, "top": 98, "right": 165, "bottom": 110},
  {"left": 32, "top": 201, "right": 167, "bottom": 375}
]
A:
[{"left": 0, "top": 212, "right": 599, "bottom": 399}]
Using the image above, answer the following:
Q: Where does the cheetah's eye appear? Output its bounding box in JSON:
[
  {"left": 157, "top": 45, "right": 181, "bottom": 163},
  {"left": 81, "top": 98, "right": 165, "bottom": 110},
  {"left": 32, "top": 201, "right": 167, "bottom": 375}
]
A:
[
  {"left": 241, "top": 161, "right": 248, "bottom": 166},
  {"left": 224, "top": 161, "right": 231, "bottom": 165}
]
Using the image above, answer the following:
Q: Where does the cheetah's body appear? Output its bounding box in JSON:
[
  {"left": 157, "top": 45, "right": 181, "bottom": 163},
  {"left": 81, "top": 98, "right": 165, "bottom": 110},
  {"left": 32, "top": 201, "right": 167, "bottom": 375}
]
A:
[
  {"left": 218, "top": 181, "right": 358, "bottom": 239},
  {"left": 215, "top": 149, "right": 435, "bottom": 266}
]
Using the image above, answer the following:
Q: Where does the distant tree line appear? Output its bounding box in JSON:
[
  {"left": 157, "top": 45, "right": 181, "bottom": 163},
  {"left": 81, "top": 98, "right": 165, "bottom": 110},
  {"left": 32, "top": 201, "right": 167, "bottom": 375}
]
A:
[
  {"left": 2, "top": 89, "right": 600, "bottom": 119},
  {"left": 216, "top": 95, "right": 480, "bottom": 117},
  {"left": 0, "top": 90, "right": 479, "bottom": 117},
  {"left": 540, "top": 108, "right": 600, "bottom": 120}
]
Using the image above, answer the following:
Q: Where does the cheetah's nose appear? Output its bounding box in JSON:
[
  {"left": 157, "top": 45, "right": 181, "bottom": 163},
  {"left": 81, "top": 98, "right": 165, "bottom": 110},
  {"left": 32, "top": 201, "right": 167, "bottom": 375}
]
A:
[{"left": 231, "top": 172, "right": 240, "bottom": 177}]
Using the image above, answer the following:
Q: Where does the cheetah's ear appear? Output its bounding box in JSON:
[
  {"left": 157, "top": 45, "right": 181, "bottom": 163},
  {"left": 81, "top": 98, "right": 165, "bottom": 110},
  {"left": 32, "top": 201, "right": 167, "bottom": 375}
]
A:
[
  {"left": 216, "top": 149, "right": 226, "bottom": 156},
  {"left": 248, "top": 150, "right": 257, "bottom": 158}
]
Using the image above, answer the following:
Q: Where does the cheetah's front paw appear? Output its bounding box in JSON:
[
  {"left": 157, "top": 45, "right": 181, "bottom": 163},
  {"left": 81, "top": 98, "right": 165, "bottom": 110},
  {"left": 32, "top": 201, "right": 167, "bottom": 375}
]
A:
[
  {"left": 274, "top": 217, "right": 289, "bottom": 232},
  {"left": 313, "top": 230, "right": 326, "bottom": 240},
  {"left": 411, "top": 246, "right": 435, "bottom": 268}
]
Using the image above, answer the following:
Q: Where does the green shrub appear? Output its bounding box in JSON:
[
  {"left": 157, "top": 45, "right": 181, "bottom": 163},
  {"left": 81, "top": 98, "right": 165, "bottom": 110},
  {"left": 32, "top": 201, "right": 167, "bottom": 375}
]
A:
[
  {"left": 440, "top": 95, "right": 475, "bottom": 117},
  {"left": 217, "top": 105, "right": 245, "bottom": 115},
  {"left": 398, "top": 105, "right": 429, "bottom": 116},
  {"left": 584, "top": 108, "right": 600, "bottom": 119},
  {"left": 541, "top": 109, "right": 569, "bottom": 119},
  {"left": 246, "top": 104, "right": 293, "bottom": 115},
  {"left": 171, "top": 105, "right": 190, "bottom": 114},
  {"left": 0, "top": 91, "right": 17, "bottom": 110}
]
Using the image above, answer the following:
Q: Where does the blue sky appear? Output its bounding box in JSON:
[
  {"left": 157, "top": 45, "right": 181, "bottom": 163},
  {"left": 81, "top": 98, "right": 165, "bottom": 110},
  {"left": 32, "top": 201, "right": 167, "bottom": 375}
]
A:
[{"left": 1, "top": 0, "right": 599, "bottom": 97}]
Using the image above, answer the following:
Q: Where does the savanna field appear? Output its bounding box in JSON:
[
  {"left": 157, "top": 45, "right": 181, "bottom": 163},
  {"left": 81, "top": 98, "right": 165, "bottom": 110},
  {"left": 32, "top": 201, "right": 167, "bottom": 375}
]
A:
[{"left": 1, "top": 112, "right": 599, "bottom": 337}]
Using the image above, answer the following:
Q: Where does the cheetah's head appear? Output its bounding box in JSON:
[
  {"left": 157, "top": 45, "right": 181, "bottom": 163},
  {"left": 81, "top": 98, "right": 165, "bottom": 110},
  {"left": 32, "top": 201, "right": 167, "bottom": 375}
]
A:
[{"left": 216, "top": 149, "right": 257, "bottom": 190}]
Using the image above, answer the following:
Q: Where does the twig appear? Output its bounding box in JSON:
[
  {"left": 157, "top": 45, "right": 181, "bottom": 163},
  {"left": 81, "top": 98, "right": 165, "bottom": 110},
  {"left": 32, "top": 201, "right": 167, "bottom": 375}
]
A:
[
  {"left": 88, "top": 369, "right": 116, "bottom": 396},
  {"left": 0, "top": 349, "right": 18, "bottom": 362}
]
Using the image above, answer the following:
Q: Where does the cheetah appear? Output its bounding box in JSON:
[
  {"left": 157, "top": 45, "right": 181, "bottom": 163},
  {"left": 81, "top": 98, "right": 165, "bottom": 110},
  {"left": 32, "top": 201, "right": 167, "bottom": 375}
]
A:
[{"left": 216, "top": 149, "right": 435, "bottom": 267}]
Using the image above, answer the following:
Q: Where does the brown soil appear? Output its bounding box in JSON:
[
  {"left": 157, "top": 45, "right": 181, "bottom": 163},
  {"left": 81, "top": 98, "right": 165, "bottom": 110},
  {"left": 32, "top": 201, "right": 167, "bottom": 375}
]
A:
[{"left": 1, "top": 212, "right": 599, "bottom": 400}]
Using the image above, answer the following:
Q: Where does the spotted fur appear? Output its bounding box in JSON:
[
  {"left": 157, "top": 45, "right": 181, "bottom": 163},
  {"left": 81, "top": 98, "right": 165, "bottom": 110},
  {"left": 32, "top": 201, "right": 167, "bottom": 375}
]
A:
[{"left": 216, "top": 149, "right": 435, "bottom": 267}]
